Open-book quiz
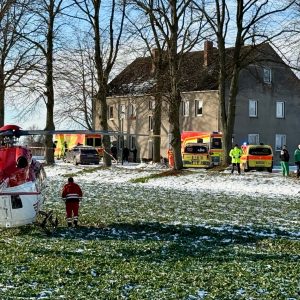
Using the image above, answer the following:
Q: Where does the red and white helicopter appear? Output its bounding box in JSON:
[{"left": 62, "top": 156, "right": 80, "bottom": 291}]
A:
[
  {"left": 0, "top": 124, "right": 143, "bottom": 233},
  {"left": 0, "top": 125, "right": 53, "bottom": 231}
]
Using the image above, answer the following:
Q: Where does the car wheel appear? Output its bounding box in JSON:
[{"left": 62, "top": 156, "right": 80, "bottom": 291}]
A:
[{"left": 267, "top": 167, "right": 272, "bottom": 173}]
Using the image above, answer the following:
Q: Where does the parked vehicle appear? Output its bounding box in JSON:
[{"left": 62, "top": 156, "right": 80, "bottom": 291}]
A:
[
  {"left": 182, "top": 143, "right": 212, "bottom": 168},
  {"left": 54, "top": 133, "right": 103, "bottom": 158},
  {"left": 168, "top": 131, "right": 223, "bottom": 168},
  {"left": 240, "top": 144, "right": 273, "bottom": 172},
  {"left": 64, "top": 146, "right": 100, "bottom": 165}
]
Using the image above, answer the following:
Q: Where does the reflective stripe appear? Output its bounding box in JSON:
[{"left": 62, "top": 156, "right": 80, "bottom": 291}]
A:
[
  {"left": 66, "top": 218, "right": 72, "bottom": 222},
  {"left": 73, "top": 216, "right": 78, "bottom": 221},
  {"left": 65, "top": 193, "right": 80, "bottom": 199}
]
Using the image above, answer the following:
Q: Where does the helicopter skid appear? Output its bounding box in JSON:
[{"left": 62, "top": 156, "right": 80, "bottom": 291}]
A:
[{"left": 36, "top": 210, "right": 58, "bottom": 235}]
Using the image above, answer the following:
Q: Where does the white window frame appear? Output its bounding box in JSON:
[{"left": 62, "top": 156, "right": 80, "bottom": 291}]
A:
[
  {"left": 249, "top": 100, "right": 258, "bottom": 117},
  {"left": 108, "top": 105, "right": 114, "bottom": 119},
  {"left": 195, "top": 100, "right": 203, "bottom": 116},
  {"left": 275, "top": 134, "right": 286, "bottom": 151},
  {"left": 148, "top": 116, "right": 153, "bottom": 131},
  {"left": 248, "top": 134, "right": 259, "bottom": 145},
  {"left": 263, "top": 67, "right": 272, "bottom": 84},
  {"left": 276, "top": 101, "right": 285, "bottom": 118},
  {"left": 182, "top": 101, "right": 189, "bottom": 117}
]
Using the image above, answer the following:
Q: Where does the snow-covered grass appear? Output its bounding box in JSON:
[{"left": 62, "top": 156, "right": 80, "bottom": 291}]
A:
[{"left": 0, "top": 161, "right": 299, "bottom": 299}]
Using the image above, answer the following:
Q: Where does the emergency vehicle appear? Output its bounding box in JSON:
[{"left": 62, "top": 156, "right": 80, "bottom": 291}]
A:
[
  {"left": 54, "top": 134, "right": 103, "bottom": 158},
  {"left": 168, "top": 131, "right": 224, "bottom": 168},
  {"left": 240, "top": 144, "right": 273, "bottom": 172}
]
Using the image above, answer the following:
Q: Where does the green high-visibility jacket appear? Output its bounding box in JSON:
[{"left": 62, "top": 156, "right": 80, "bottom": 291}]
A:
[
  {"left": 229, "top": 147, "right": 243, "bottom": 163},
  {"left": 294, "top": 148, "right": 300, "bottom": 163}
]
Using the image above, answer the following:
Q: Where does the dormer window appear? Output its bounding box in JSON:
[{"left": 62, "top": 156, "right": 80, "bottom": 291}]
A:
[{"left": 263, "top": 68, "right": 272, "bottom": 84}]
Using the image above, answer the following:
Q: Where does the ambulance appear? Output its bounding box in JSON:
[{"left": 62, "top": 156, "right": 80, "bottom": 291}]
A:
[
  {"left": 54, "top": 133, "right": 103, "bottom": 158},
  {"left": 240, "top": 144, "right": 273, "bottom": 172},
  {"left": 178, "top": 131, "right": 224, "bottom": 168}
]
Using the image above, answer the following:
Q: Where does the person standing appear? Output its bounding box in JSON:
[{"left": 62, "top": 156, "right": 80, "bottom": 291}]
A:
[
  {"left": 229, "top": 144, "right": 243, "bottom": 174},
  {"left": 61, "top": 177, "right": 83, "bottom": 227},
  {"left": 123, "top": 146, "right": 130, "bottom": 162},
  {"left": 111, "top": 145, "right": 118, "bottom": 160},
  {"left": 294, "top": 145, "right": 300, "bottom": 178},
  {"left": 280, "top": 145, "right": 290, "bottom": 177}
]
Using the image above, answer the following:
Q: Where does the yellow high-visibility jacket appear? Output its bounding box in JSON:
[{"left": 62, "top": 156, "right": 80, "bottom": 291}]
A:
[{"left": 229, "top": 147, "right": 243, "bottom": 163}]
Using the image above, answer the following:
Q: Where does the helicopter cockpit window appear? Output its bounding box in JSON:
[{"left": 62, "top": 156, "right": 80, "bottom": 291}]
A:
[
  {"left": 11, "top": 195, "right": 23, "bottom": 209},
  {"left": 16, "top": 156, "right": 28, "bottom": 168}
]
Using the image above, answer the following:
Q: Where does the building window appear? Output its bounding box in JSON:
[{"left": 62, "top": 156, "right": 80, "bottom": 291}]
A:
[
  {"left": 248, "top": 134, "right": 259, "bottom": 145},
  {"left": 130, "top": 136, "right": 136, "bottom": 149},
  {"left": 276, "top": 101, "right": 285, "bottom": 118},
  {"left": 249, "top": 100, "right": 257, "bottom": 117},
  {"left": 108, "top": 106, "right": 114, "bottom": 119},
  {"left": 263, "top": 68, "right": 272, "bottom": 83},
  {"left": 148, "top": 116, "right": 153, "bottom": 131},
  {"left": 119, "top": 104, "right": 126, "bottom": 119},
  {"left": 129, "top": 103, "right": 136, "bottom": 117},
  {"left": 149, "top": 100, "right": 155, "bottom": 110},
  {"left": 182, "top": 101, "right": 189, "bottom": 116},
  {"left": 195, "top": 100, "right": 203, "bottom": 116},
  {"left": 275, "top": 134, "right": 286, "bottom": 151}
]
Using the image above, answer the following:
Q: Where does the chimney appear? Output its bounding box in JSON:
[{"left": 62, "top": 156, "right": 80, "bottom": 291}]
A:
[{"left": 204, "top": 40, "right": 213, "bottom": 67}]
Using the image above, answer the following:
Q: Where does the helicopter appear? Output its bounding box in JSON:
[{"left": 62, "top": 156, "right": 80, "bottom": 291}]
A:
[
  {"left": 0, "top": 124, "right": 56, "bottom": 233},
  {"left": 0, "top": 124, "right": 152, "bottom": 233}
]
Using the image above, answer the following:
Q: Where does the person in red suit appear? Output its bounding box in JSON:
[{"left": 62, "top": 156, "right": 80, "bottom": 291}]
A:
[{"left": 61, "top": 177, "right": 83, "bottom": 227}]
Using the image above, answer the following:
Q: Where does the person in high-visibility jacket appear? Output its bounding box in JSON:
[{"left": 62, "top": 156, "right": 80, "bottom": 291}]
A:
[{"left": 229, "top": 144, "right": 243, "bottom": 174}]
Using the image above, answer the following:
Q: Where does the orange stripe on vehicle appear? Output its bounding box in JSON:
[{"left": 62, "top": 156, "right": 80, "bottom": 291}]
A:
[{"left": 247, "top": 155, "right": 273, "bottom": 160}]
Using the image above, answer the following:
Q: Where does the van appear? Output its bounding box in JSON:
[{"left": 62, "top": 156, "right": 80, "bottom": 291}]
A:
[
  {"left": 240, "top": 145, "right": 273, "bottom": 173},
  {"left": 182, "top": 143, "right": 213, "bottom": 168}
]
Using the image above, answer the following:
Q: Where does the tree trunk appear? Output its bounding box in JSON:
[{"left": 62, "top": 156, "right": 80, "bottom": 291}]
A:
[
  {"left": 93, "top": 2, "right": 111, "bottom": 167},
  {"left": 152, "top": 95, "right": 162, "bottom": 163},
  {"left": 98, "top": 85, "right": 111, "bottom": 167},
  {"left": 169, "top": 86, "right": 182, "bottom": 170},
  {"left": 167, "top": 0, "right": 183, "bottom": 170},
  {"left": 44, "top": 14, "right": 55, "bottom": 165},
  {"left": 0, "top": 71, "right": 5, "bottom": 126}
]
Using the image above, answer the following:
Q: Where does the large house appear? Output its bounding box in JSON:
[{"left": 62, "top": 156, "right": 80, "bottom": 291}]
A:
[{"left": 107, "top": 42, "right": 300, "bottom": 163}]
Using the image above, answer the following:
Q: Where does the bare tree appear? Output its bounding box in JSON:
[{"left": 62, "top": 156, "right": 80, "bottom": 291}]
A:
[
  {"left": 55, "top": 32, "right": 96, "bottom": 130},
  {"left": 128, "top": 0, "right": 208, "bottom": 169},
  {"left": 0, "top": 0, "right": 37, "bottom": 126},
  {"left": 0, "top": 0, "right": 16, "bottom": 20},
  {"left": 73, "top": 0, "right": 126, "bottom": 167},
  {"left": 19, "top": 0, "right": 72, "bottom": 164},
  {"left": 125, "top": 7, "right": 168, "bottom": 163},
  {"left": 195, "top": 0, "right": 296, "bottom": 165}
]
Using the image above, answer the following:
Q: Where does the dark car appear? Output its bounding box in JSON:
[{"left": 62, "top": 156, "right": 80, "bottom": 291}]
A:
[{"left": 64, "top": 146, "right": 100, "bottom": 165}]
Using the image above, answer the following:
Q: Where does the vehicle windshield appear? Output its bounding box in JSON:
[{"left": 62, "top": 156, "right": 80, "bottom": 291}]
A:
[
  {"left": 211, "top": 138, "right": 222, "bottom": 149},
  {"left": 249, "top": 147, "right": 272, "bottom": 156},
  {"left": 184, "top": 145, "right": 208, "bottom": 154},
  {"left": 81, "top": 149, "right": 98, "bottom": 155}
]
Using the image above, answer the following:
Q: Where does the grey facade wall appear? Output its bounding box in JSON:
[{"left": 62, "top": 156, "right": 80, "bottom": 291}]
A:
[{"left": 233, "top": 63, "right": 300, "bottom": 164}]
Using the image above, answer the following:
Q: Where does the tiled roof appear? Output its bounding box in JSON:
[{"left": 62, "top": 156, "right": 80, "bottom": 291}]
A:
[{"left": 109, "top": 43, "right": 289, "bottom": 96}]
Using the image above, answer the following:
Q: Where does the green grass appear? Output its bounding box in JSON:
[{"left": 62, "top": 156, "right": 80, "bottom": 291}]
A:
[
  {"left": 0, "top": 174, "right": 299, "bottom": 299},
  {"left": 130, "top": 169, "right": 192, "bottom": 183}
]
